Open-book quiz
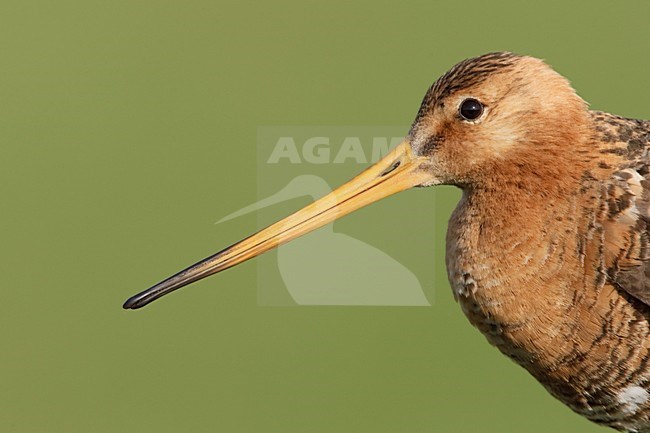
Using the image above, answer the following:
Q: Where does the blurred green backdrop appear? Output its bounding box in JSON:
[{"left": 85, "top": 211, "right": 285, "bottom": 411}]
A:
[{"left": 2, "top": 1, "right": 649, "bottom": 432}]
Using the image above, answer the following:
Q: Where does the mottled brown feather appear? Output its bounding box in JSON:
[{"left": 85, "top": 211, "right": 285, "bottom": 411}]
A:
[{"left": 596, "top": 113, "right": 650, "bottom": 305}]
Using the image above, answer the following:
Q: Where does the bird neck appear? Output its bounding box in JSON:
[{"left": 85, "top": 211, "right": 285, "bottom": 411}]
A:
[{"left": 457, "top": 177, "right": 580, "bottom": 245}]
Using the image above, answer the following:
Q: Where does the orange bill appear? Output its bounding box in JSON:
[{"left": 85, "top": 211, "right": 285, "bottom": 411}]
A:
[{"left": 123, "top": 141, "right": 435, "bottom": 309}]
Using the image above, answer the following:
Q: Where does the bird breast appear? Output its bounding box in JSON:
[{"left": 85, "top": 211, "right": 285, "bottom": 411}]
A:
[
  {"left": 442, "top": 184, "right": 621, "bottom": 382},
  {"left": 446, "top": 182, "right": 650, "bottom": 431}
]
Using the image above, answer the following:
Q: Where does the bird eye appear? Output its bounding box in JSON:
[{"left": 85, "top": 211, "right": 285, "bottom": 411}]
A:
[{"left": 459, "top": 98, "right": 483, "bottom": 121}]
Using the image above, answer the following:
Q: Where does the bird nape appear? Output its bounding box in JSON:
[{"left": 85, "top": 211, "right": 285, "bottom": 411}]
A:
[{"left": 124, "top": 52, "right": 650, "bottom": 432}]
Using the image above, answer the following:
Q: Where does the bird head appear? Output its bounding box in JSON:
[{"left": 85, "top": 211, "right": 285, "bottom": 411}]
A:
[
  {"left": 124, "top": 52, "right": 591, "bottom": 309},
  {"left": 408, "top": 52, "right": 590, "bottom": 188}
]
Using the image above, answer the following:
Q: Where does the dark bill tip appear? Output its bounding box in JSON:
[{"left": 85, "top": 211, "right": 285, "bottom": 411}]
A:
[
  {"left": 122, "top": 257, "right": 221, "bottom": 310},
  {"left": 122, "top": 289, "right": 162, "bottom": 310},
  {"left": 122, "top": 294, "right": 146, "bottom": 310}
]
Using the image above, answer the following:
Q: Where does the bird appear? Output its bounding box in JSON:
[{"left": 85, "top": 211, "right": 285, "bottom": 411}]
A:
[
  {"left": 123, "top": 52, "right": 650, "bottom": 432},
  {"left": 215, "top": 174, "right": 428, "bottom": 305}
]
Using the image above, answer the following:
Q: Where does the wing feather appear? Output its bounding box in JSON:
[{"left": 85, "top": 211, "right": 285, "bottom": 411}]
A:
[{"left": 597, "top": 113, "right": 650, "bottom": 304}]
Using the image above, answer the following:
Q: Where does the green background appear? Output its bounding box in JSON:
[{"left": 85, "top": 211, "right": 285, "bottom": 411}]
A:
[{"left": 3, "top": 1, "right": 649, "bottom": 432}]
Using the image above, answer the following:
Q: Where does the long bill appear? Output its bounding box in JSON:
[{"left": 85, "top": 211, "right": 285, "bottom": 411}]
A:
[{"left": 123, "top": 141, "right": 434, "bottom": 309}]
